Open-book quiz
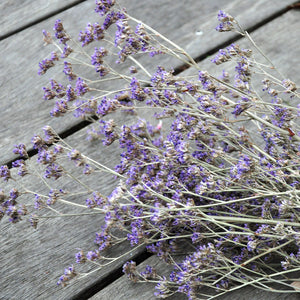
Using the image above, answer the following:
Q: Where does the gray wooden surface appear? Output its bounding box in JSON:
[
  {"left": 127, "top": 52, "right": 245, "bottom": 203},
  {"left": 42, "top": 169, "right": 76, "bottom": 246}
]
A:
[
  {"left": 0, "top": 0, "right": 86, "bottom": 39},
  {"left": 0, "top": 0, "right": 296, "bottom": 165},
  {"left": 0, "top": 0, "right": 299, "bottom": 299}
]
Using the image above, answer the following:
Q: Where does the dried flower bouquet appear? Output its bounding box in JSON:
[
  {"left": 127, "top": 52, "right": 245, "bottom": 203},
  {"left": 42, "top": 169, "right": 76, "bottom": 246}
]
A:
[{"left": 1, "top": 1, "right": 300, "bottom": 299}]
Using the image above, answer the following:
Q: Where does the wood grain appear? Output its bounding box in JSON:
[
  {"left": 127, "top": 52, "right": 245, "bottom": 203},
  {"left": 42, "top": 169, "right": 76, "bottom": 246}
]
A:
[
  {"left": 0, "top": 0, "right": 85, "bottom": 39},
  {"left": 0, "top": 0, "right": 296, "bottom": 165},
  {"left": 0, "top": 1, "right": 299, "bottom": 299}
]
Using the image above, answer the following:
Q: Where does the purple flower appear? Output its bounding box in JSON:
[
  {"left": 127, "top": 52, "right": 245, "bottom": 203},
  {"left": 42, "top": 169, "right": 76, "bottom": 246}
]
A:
[
  {"left": 89, "top": 191, "right": 107, "bottom": 208},
  {"left": 94, "top": 229, "right": 111, "bottom": 250},
  {"left": 29, "top": 214, "right": 38, "bottom": 229},
  {"left": 47, "top": 189, "right": 65, "bottom": 205},
  {"left": 75, "top": 78, "right": 89, "bottom": 96},
  {"left": 6, "top": 204, "right": 27, "bottom": 223},
  {"left": 5, "top": 205, "right": 19, "bottom": 223},
  {"left": 95, "top": 0, "right": 115, "bottom": 16},
  {"left": 198, "top": 71, "right": 217, "bottom": 93},
  {"left": 42, "top": 30, "right": 52, "bottom": 44},
  {"left": 38, "top": 59, "right": 54, "bottom": 75},
  {"left": 68, "top": 149, "right": 82, "bottom": 160},
  {"left": 86, "top": 197, "right": 96, "bottom": 208},
  {"left": 9, "top": 188, "right": 19, "bottom": 201},
  {"left": 57, "top": 265, "right": 77, "bottom": 287},
  {"left": 61, "top": 45, "right": 73, "bottom": 58},
  {"left": 91, "top": 47, "right": 109, "bottom": 76},
  {"left": 101, "top": 11, "right": 117, "bottom": 30},
  {"left": 11, "top": 160, "right": 24, "bottom": 168},
  {"left": 50, "top": 51, "right": 59, "bottom": 61},
  {"left": 211, "top": 49, "right": 230, "bottom": 65},
  {"left": 63, "top": 61, "right": 76, "bottom": 81},
  {"left": 96, "top": 97, "right": 119, "bottom": 116},
  {"left": 96, "top": 119, "right": 119, "bottom": 145},
  {"left": 44, "top": 163, "right": 63, "bottom": 180},
  {"left": 230, "top": 154, "right": 253, "bottom": 180},
  {"left": 53, "top": 144, "right": 64, "bottom": 154},
  {"left": 93, "top": 22, "right": 105, "bottom": 40},
  {"left": 42, "top": 126, "right": 56, "bottom": 143},
  {"left": 130, "top": 77, "right": 147, "bottom": 101},
  {"left": 49, "top": 79, "right": 66, "bottom": 98},
  {"left": 78, "top": 23, "right": 94, "bottom": 47},
  {"left": 234, "top": 57, "right": 252, "bottom": 86},
  {"left": 42, "top": 87, "right": 56, "bottom": 100},
  {"left": 270, "top": 105, "right": 293, "bottom": 128},
  {"left": 217, "top": 10, "right": 234, "bottom": 22},
  {"left": 140, "top": 265, "right": 157, "bottom": 279},
  {"left": 12, "top": 159, "right": 28, "bottom": 177},
  {"left": 65, "top": 85, "right": 76, "bottom": 102},
  {"left": 67, "top": 149, "right": 86, "bottom": 167},
  {"left": 50, "top": 99, "right": 68, "bottom": 117},
  {"left": 91, "top": 47, "right": 108, "bottom": 65},
  {"left": 0, "top": 165, "right": 11, "bottom": 181},
  {"left": 34, "top": 194, "right": 43, "bottom": 210},
  {"left": 86, "top": 250, "right": 101, "bottom": 261},
  {"left": 37, "top": 149, "right": 57, "bottom": 165},
  {"left": 122, "top": 261, "right": 137, "bottom": 282},
  {"left": 75, "top": 250, "right": 86, "bottom": 264},
  {"left": 83, "top": 164, "right": 93, "bottom": 175},
  {"left": 191, "top": 232, "right": 202, "bottom": 243},
  {"left": 53, "top": 19, "right": 69, "bottom": 44},
  {"left": 73, "top": 99, "right": 97, "bottom": 118},
  {"left": 216, "top": 11, "right": 234, "bottom": 32},
  {"left": 13, "top": 143, "right": 27, "bottom": 157},
  {"left": 151, "top": 66, "right": 171, "bottom": 86},
  {"left": 114, "top": 19, "right": 128, "bottom": 46}
]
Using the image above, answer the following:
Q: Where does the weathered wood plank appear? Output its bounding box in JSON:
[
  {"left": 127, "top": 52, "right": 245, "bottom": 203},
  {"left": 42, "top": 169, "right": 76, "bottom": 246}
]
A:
[
  {"left": 91, "top": 256, "right": 300, "bottom": 300},
  {"left": 0, "top": 2, "right": 299, "bottom": 300},
  {"left": 0, "top": 0, "right": 85, "bottom": 39},
  {"left": 0, "top": 0, "right": 296, "bottom": 165}
]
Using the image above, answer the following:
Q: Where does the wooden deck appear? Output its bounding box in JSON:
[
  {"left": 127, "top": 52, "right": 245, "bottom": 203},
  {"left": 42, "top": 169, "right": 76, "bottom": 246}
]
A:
[{"left": 1, "top": 0, "right": 300, "bottom": 299}]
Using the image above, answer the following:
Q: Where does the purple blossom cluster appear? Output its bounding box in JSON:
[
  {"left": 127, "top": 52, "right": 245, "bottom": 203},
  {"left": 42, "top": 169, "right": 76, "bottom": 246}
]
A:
[
  {"left": 0, "top": 183, "right": 29, "bottom": 223},
  {"left": 215, "top": 10, "right": 235, "bottom": 32},
  {"left": 63, "top": 61, "right": 76, "bottom": 81},
  {"left": 95, "top": 0, "right": 116, "bottom": 16},
  {"left": 91, "top": 47, "right": 109, "bottom": 76},
  {"left": 38, "top": 51, "right": 59, "bottom": 75},
  {"left": 114, "top": 17, "right": 162, "bottom": 63},
  {"left": 78, "top": 22, "right": 104, "bottom": 47},
  {"left": 211, "top": 43, "right": 253, "bottom": 92},
  {"left": 53, "top": 19, "right": 70, "bottom": 44},
  {"left": 56, "top": 265, "right": 77, "bottom": 287}
]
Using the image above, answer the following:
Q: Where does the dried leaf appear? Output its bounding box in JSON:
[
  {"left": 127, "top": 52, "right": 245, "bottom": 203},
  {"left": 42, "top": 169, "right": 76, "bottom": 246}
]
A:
[{"left": 290, "top": 281, "right": 300, "bottom": 291}]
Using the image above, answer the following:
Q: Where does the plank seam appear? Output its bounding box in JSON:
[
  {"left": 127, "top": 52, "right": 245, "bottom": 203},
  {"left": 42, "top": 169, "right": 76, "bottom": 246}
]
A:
[
  {"left": 70, "top": 250, "right": 152, "bottom": 300},
  {"left": 0, "top": 0, "right": 87, "bottom": 41},
  {"left": 176, "top": 2, "right": 298, "bottom": 74}
]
